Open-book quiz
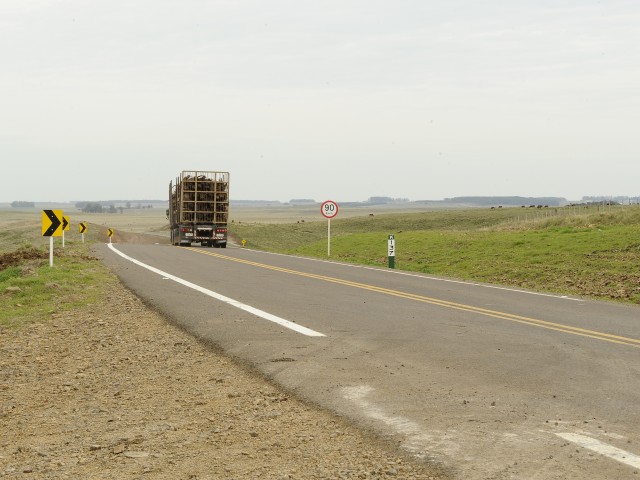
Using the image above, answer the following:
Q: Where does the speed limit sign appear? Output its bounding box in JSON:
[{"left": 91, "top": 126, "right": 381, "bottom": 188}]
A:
[
  {"left": 321, "top": 200, "right": 339, "bottom": 219},
  {"left": 321, "top": 200, "right": 338, "bottom": 256}
]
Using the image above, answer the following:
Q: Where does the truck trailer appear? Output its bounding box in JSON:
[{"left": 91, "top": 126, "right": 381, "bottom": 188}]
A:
[{"left": 168, "top": 171, "right": 229, "bottom": 247}]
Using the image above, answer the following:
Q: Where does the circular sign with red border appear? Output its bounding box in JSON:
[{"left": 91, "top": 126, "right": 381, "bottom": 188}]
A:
[{"left": 320, "top": 200, "right": 339, "bottom": 219}]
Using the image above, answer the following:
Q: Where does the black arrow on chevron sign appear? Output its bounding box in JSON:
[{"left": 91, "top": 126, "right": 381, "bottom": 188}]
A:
[
  {"left": 43, "top": 210, "right": 62, "bottom": 236},
  {"left": 62, "top": 216, "right": 69, "bottom": 230}
]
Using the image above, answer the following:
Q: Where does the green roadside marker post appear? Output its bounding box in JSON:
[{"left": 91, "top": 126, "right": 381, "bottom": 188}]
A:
[{"left": 388, "top": 234, "right": 395, "bottom": 269}]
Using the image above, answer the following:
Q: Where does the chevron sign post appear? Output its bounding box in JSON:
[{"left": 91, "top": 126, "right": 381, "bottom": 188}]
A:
[
  {"left": 62, "top": 216, "right": 70, "bottom": 248},
  {"left": 42, "top": 209, "right": 63, "bottom": 267},
  {"left": 79, "top": 222, "right": 87, "bottom": 243}
]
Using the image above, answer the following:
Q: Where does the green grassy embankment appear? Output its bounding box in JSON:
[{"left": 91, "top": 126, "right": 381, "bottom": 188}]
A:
[
  {"left": 0, "top": 213, "right": 115, "bottom": 328},
  {"left": 230, "top": 206, "right": 640, "bottom": 304}
]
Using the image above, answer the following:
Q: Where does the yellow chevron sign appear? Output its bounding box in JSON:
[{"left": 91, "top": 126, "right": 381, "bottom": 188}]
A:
[
  {"left": 79, "top": 222, "right": 87, "bottom": 234},
  {"left": 62, "top": 216, "right": 70, "bottom": 231},
  {"left": 41, "top": 210, "right": 63, "bottom": 237},
  {"left": 107, "top": 228, "right": 114, "bottom": 237}
]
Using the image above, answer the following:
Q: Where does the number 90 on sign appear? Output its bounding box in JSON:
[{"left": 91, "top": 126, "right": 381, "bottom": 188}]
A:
[{"left": 321, "top": 200, "right": 339, "bottom": 219}]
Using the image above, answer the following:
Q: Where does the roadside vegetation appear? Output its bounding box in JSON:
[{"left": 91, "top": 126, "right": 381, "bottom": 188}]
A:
[
  {"left": 0, "top": 213, "right": 114, "bottom": 328},
  {"left": 2, "top": 204, "right": 639, "bottom": 331},
  {"left": 230, "top": 205, "right": 640, "bottom": 304}
]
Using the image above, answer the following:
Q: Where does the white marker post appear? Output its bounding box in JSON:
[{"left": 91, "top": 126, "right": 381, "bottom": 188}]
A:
[{"left": 320, "top": 200, "right": 339, "bottom": 256}]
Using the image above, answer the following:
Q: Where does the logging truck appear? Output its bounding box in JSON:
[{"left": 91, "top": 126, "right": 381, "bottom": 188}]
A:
[{"left": 168, "top": 171, "right": 229, "bottom": 247}]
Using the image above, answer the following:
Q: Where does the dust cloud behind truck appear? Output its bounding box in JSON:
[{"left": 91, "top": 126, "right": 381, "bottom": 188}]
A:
[{"left": 168, "top": 171, "right": 230, "bottom": 247}]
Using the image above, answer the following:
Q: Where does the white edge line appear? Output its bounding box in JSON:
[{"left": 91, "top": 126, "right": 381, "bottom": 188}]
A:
[
  {"left": 107, "top": 243, "right": 325, "bottom": 338},
  {"left": 236, "top": 247, "right": 583, "bottom": 302},
  {"left": 556, "top": 433, "right": 640, "bottom": 469}
]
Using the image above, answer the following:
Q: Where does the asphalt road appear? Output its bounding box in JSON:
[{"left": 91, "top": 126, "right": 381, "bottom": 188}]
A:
[{"left": 97, "top": 243, "right": 640, "bottom": 479}]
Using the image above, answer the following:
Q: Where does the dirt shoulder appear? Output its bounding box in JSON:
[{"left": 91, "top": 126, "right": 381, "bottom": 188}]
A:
[{"left": 1, "top": 263, "right": 447, "bottom": 479}]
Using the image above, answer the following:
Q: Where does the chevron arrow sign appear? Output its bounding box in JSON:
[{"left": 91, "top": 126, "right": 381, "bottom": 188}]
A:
[{"left": 41, "top": 210, "right": 63, "bottom": 237}]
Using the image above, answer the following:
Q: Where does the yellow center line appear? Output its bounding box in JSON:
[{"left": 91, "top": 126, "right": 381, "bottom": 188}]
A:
[{"left": 187, "top": 248, "right": 640, "bottom": 348}]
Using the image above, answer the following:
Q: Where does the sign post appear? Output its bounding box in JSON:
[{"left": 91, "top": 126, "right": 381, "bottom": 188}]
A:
[
  {"left": 41, "top": 209, "right": 63, "bottom": 267},
  {"left": 388, "top": 234, "right": 396, "bottom": 269},
  {"left": 62, "top": 216, "right": 70, "bottom": 248},
  {"left": 107, "top": 228, "right": 114, "bottom": 244},
  {"left": 320, "top": 200, "right": 339, "bottom": 256},
  {"left": 79, "top": 222, "right": 87, "bottom": 243}
]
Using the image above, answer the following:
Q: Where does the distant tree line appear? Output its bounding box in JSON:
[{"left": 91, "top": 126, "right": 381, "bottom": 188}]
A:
[
  {"left": 582, "top": 196, "right": 640, "bottom": 204},
  {"left": 124, "top": 202, "right": 155, "bottom": 209},
  {"left": 232, "top": 200, "right": 283, "bottom": 206},
  {"left": 75, "top": 202, "right": 123, "bottom": 214},
  {"left": 75, "top": 201, "right": 154, "bottom": 213},
  {"left": 367, "top": 197, "right": 409, "bottom": 204},
  {"left": 10, "top": 201, "right": 35, "bottom": 208},
  {"left": 442, "top": 196, "right": 567, "bottom": 206}
]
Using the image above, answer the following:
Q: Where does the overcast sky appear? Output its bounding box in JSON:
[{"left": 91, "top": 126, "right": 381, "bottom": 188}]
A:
[{"left": 2, "top": 0, "right": 639, "bottom": 203}]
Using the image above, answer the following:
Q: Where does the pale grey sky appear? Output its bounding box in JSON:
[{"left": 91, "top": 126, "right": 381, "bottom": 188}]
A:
[{"left": 2, "top": 0, "right": 639, "bottom": 202}]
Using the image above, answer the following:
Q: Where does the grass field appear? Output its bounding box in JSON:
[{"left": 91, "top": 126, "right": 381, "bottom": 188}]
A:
[
  {"left": 1, "top": 203, "right": 639, "bottom": 330},
  {"left": 0, "top": 211, "right": 115, "bottom": 328},
  {"left": 229, "top": 205, "right": 640, "bottom": 304}
]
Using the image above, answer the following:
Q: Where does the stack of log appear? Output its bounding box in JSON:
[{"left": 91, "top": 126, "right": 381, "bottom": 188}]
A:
[{"left": 170, "top": 172, "right": 229, "bottom": 224}]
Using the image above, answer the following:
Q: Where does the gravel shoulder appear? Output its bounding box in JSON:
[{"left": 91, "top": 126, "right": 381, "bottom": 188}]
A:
[{"left": 1, "top": 268, "right": 448, "bottom": 479}]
